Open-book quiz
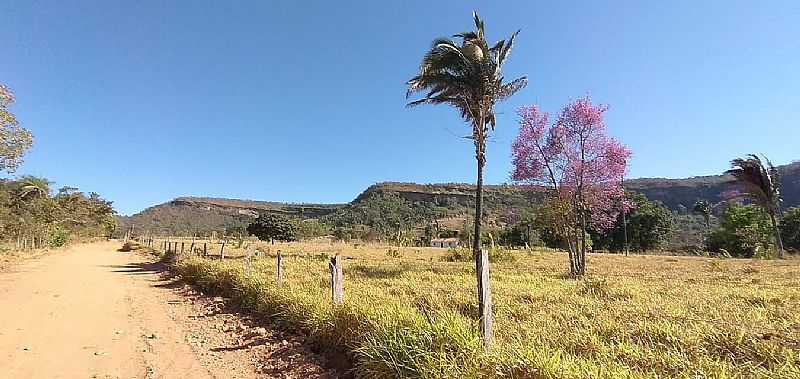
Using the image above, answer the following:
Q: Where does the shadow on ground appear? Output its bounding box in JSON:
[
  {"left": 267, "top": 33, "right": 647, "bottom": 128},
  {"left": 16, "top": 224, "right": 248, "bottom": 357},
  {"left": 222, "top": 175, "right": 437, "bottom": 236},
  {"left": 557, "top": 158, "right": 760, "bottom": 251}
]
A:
[{"left": 100, "top": 262, "right": 165, "bottom": 275}]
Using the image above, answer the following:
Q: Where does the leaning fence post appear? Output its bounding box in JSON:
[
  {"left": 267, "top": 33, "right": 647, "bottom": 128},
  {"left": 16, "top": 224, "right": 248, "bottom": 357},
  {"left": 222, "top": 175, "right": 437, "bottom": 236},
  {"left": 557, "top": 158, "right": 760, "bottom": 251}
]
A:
[
  {"left": 477, "top": 248, "right": 494, "bottom": 348},
  {"left": 276, "top": 251, "right": 284, "bottom": 288},
  {"left": 329, "top": 254, "right": 343, "bottom": 304},
  {"left": 220, "top": 241, "right": 226, "bottom": 259}
]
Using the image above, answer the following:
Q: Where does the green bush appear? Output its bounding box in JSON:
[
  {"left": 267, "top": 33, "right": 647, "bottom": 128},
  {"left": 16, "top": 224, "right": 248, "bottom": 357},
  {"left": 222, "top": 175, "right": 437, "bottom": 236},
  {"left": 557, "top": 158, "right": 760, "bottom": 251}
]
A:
[
  {"left": 593, "top": 193, "right": 673, "bottom": 252},
  {"left": 781, "top": 207, "right": 800, "bottom": 252},
  {"left": 707, "top": 204, "right": 773, "bottom": 258},
  {"left": 49, "top": 229, "right": 69, "bottom": 248}
]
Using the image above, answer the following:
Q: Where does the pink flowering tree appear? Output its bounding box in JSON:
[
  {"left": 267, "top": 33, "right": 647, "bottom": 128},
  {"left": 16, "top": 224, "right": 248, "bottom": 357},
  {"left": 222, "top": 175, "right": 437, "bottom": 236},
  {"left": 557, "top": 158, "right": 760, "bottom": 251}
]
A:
[{"left": 511, "top": 97, "right": 631, "bottom": 277}]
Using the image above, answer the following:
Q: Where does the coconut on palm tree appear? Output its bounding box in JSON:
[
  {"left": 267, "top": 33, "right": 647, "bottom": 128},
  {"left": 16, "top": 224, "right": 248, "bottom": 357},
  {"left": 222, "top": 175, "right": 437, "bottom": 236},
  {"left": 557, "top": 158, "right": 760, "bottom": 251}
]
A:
[
  {"left": 726, "top": 154, "right": 785, "bottom": 258},
  {"left": 406, "top": 11, "right": 527, "bottom": 347}
]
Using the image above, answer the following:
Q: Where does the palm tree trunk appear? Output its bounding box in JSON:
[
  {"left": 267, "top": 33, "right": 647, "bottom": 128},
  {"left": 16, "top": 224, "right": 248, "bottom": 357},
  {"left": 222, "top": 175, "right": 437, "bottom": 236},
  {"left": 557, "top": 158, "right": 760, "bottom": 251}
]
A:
[
  {"left": 473, "top": 113, "right": 492, "bottom": 348},
  {"left": 769, "top": 213, "right": 785, "bottom": 259}
]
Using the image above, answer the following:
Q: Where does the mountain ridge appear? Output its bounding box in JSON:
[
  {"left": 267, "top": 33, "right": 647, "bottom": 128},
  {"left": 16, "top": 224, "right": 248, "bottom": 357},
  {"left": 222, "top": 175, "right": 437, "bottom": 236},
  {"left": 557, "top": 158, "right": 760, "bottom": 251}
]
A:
[{"left": 118, "top": 161, "right": 800, "bottom": 235}]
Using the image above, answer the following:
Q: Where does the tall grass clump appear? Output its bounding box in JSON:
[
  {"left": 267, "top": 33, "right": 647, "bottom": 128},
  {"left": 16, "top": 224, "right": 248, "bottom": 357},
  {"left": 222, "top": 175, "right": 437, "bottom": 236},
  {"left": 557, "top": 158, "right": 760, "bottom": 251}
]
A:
[{"left": 175, "top": 258, "right": 488, "bottom": 377}]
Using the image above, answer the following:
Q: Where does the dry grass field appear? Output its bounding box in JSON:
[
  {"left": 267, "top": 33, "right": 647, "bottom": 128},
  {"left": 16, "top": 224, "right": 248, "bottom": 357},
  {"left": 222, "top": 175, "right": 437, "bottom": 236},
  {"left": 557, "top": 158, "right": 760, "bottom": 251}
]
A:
[{"left": 153, "top": 239, "right": 800, "bottom": 378}]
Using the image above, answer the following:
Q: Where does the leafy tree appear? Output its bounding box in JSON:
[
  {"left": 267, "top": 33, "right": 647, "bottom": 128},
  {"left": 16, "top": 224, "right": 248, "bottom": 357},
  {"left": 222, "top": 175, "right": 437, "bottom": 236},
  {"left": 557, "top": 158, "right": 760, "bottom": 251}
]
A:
[
  {"left": 406, "top": 11, "right": 526, "bottom": 347},
  {"left": 246, "top": 213, "right": 298, "bottom": 243},
  {"left": 498, "top": 224, "right": 531, "bottom": 247},
  {"left": 594, "top": 193, "right": 672, "bottom": 252},
  {"left": 224, "top": 223, "right": 247, "bottom": 236},
  {"left": 693, "top": 200, "right": 712, "bottom": 227},
  {"left": 780, "top": 207, "right": 800, "bottom": 252},
  {"left": 328, "top": 193, "right": 434, "bottom": 241},
  {"left": 511, "top": 98, "right": 631, "bottom": 277},
  {"left": 0, "top": 84, "right": 33, "bottom": 174},
  {"left": 707, "top": 204, "right": 773, "bottom": 258},
  {"left": 0, "top": 178, "right": 116, "bottom": 247},
  {"left": 725, "top": 154, "right": 784, "bottom": 257},
  {"left": 296, "top": 219, "right": 330, "bottom": 240}
]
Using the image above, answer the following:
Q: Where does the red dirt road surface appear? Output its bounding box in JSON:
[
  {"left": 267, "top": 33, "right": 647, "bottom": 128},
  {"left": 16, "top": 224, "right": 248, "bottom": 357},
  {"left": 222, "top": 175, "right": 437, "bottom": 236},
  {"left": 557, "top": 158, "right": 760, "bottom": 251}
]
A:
[{"left": 0, "top": 241, "right": 336, "bottom": 379}]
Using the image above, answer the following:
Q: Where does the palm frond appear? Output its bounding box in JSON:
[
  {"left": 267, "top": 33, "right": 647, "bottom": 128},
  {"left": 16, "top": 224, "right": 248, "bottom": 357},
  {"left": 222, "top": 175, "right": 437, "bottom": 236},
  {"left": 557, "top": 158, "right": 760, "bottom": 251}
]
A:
[
  {"left": 453, "top": 32, "right": 478, "bottom": 41},
  {"left": 406, "top": 12, "right": 526, "bottom": 127},
  {"left": 496, "top": 76, "right": 528, "bottom": 101},
  {"left": 498, "top": 30, "right": 520, "bottom": 67},
  {"left": 15, "top": 175, "right": 52, "bottom": 200},
  {"left": 473, "top": 11, "right": 484, "bottom": 39},
  {"left": 725, "top": 154, "right": 781, "bottom": 212}
]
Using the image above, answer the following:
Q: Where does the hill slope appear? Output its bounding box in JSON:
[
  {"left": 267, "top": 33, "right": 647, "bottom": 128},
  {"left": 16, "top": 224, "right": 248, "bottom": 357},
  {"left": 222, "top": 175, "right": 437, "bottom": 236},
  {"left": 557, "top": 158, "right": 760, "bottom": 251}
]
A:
[
  {"left": 119, "top": 161, "right": 800, "bottom": 236},
  {"left": 625, "top": 161, "right": 800, "bottom": 211},
  {"left": 117, "top": 197, "right": 344, "bottom": 236}
]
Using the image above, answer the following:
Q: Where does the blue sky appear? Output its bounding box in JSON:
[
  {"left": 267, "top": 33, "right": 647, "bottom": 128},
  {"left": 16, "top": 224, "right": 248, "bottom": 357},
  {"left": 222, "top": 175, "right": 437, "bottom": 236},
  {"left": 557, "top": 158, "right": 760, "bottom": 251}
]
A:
[{"left": 2, "top": 1, "right": 798, "bottom": 215}]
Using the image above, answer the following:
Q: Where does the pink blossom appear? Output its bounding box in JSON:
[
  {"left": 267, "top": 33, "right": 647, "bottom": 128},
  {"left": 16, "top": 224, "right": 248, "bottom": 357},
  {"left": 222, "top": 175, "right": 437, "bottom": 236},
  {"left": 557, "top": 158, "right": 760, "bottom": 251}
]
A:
[{"left": 511, "top": 96, "right": 631, "bottom": 232}]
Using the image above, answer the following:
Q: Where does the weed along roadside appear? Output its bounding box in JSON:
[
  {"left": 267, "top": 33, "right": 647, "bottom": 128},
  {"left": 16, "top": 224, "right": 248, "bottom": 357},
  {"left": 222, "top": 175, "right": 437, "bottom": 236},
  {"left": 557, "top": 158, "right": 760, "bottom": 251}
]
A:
[{"left": 135, "top": 238, "right": 800, "bottom": 378}]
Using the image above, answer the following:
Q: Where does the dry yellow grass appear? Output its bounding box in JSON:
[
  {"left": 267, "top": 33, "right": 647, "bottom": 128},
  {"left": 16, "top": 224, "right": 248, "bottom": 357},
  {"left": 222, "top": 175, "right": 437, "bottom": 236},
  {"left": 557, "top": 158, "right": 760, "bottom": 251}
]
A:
[{"left": 161, "top": 239, "right": 800, "bottom": 378}]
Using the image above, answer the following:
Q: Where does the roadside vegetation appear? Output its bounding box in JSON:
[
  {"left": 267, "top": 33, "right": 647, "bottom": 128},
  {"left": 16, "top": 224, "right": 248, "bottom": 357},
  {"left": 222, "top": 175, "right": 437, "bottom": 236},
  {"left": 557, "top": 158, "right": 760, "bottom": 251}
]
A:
[
  {"left": 155, "top": 240, "right": 800, "bottom": 378},
  {"left": 0, "top": 83, "right": 116, "bottom": 254}
]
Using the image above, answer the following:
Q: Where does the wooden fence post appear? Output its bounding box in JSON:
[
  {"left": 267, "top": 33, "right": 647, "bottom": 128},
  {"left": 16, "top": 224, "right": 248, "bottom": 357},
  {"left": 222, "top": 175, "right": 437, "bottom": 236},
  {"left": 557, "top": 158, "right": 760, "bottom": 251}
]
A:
[
  {"left": 477, "top": 248, "right": 494, "bottom": 348},
  {"left": 220, "top": 241, "right": 226, "bottom": 259},
  {"left": 329, "top": 254, "right": 343, "bottom": 304},
  {"left": 244, "top": 245, "right": 254, "bottom": 273},
  {"left": 203, "top": 243, "right": 207, "bottom": 257},
  {"left": 276, "top": 251, "right": 283, "bottom": 288},
  {"left": 181, "top": 242, "right": 185, "bottom": 256}
]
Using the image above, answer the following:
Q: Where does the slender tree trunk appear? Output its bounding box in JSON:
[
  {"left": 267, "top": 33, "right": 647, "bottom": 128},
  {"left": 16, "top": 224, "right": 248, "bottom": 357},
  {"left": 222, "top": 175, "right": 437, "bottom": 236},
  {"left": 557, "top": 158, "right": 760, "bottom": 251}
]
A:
[
  {"left": 567, "top": 229, "right": 576, "bottom": 276},
  {"left": 473, "top": 157, "right": 484, "bottom": 257},
  {"left": 473, "top": 111, "right": 492, "bottom": 348},
  {"left": 579, "top": 210, "right": 588, "bottom": 276},
  {"left": 770, "top": 213, "right": 785, "bottom": 259},
  {"left": 473, "top": 148, "right": 493, "bottom": 348}
]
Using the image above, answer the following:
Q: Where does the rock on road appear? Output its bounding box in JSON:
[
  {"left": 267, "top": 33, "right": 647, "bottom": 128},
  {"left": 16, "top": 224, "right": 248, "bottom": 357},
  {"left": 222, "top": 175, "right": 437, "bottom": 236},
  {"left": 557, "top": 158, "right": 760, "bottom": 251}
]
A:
[{"left": 0, "top": 241, "right": 335, "bottom": 379}]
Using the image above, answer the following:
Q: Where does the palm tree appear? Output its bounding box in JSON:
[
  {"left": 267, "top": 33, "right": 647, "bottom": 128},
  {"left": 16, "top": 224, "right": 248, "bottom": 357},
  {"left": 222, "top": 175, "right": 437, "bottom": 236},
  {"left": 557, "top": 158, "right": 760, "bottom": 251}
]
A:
[
  {"left": 406, "top": 11, "right": 527, "bottom": 347},
  {"left": 726, "top": 154, "right": 784, "bottom": 258},
  {"left": 15, "top": 175, "right": 51, "bottom": 201}
]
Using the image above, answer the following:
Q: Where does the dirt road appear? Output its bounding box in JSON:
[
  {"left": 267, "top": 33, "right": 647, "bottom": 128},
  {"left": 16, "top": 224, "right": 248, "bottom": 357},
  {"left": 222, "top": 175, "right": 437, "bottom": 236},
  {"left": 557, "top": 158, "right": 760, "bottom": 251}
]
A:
[{"left": 0, "top": 241, "right": 335, "bottom": 379}]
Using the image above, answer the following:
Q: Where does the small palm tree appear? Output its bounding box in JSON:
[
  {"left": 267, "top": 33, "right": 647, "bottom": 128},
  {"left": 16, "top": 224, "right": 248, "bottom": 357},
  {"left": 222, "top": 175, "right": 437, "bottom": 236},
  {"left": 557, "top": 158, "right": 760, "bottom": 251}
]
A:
[
  {"left": 406, "top": 11, "right": 527, "bottom": 347},
  {"left": 726, "top": 154, "right": 784, "bottom": 258}
]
